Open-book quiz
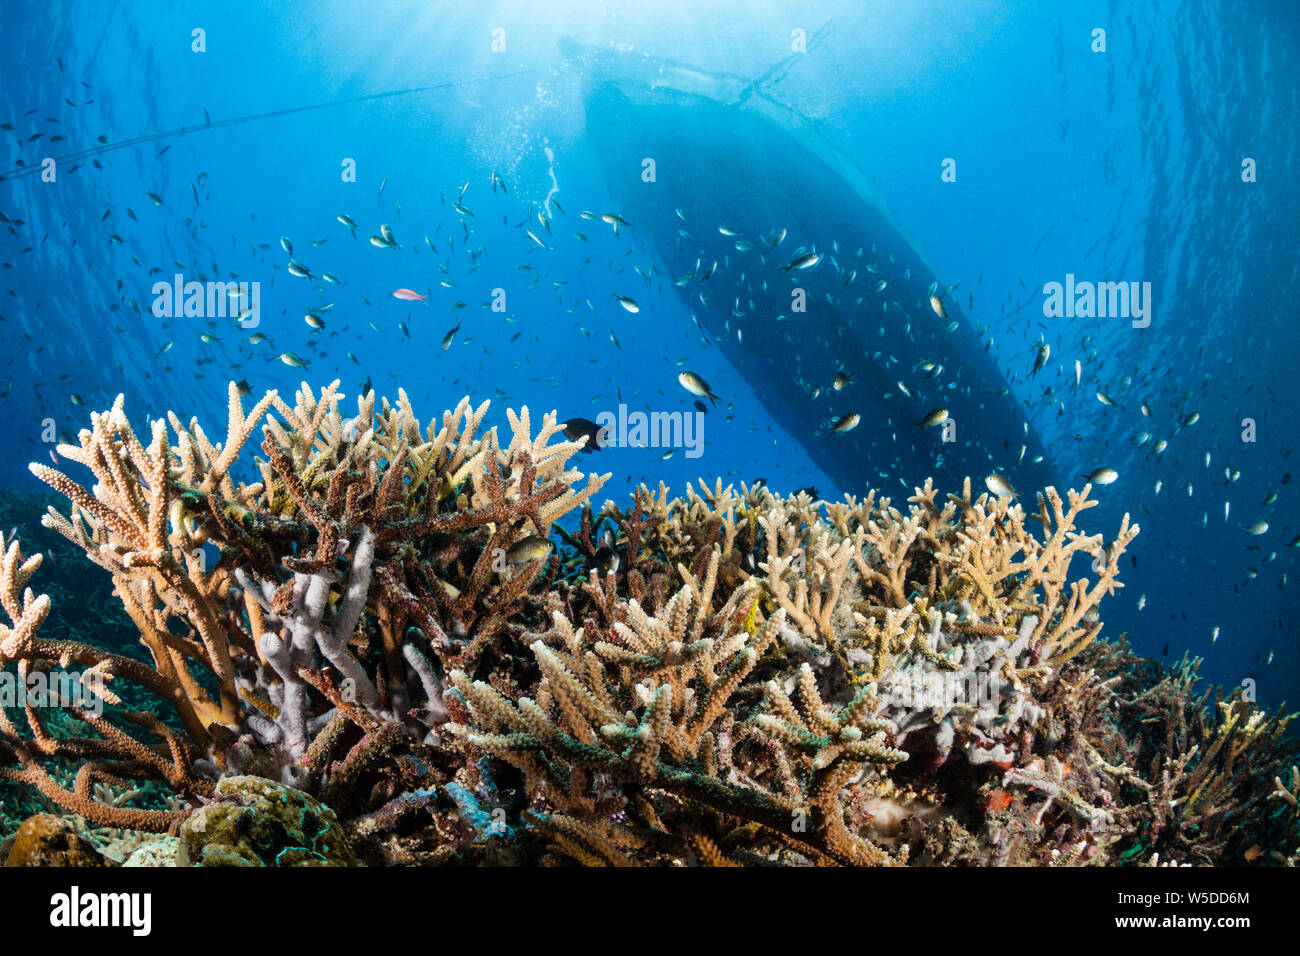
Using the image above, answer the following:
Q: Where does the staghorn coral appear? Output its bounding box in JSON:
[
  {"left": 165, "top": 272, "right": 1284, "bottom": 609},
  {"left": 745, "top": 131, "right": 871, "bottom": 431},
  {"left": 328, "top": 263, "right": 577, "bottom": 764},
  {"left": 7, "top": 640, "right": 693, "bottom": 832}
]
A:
[
  {"left": 532, "top": 475, "right": 1295, "bottom": 865},
  {"left": 448, "top": 559, "right": 906, "bottom": 866},
  {"left": 0, "top": 540, "right": 203, "bottom": 832},
  {"left": 9, "top": 382, "right": 606, "bottom": 830},
  {"left": 2, "top": 381, "right": 1295, "bottom": 867}
]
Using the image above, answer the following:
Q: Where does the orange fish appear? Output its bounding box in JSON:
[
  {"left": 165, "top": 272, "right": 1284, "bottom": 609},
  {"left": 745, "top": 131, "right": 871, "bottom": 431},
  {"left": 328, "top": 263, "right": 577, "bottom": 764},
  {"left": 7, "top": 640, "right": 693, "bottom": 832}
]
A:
[{"left": 392, "top": 288, "right": 427, "bottom": 303}]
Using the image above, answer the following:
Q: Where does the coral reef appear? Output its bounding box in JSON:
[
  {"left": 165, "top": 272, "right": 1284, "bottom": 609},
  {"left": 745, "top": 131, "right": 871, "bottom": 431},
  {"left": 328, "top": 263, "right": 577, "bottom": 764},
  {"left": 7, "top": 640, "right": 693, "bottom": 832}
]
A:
[{"left": 0, "top": 382, "right": 1295, "bottom": 866}]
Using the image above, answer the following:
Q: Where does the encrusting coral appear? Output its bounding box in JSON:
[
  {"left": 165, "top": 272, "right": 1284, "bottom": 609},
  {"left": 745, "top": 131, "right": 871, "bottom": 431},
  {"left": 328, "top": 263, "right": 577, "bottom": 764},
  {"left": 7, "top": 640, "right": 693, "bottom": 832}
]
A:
[{"left": 1, "top": 382, "right": 1295, "bottom": 866}]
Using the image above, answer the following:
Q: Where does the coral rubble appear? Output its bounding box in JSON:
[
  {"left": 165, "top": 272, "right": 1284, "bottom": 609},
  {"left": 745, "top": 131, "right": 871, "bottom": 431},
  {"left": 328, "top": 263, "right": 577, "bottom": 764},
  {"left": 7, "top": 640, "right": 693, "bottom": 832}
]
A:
[{"left": 1, "top": 383, "right": 1295, "bottom": 866}]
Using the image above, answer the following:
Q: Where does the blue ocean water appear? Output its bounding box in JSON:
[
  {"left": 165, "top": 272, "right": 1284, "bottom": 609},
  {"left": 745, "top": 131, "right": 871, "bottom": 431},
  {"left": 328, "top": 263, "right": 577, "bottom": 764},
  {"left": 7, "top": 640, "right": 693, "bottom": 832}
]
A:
[{"left": 0, "top": 1, "right": 1296, "bottom": 706}]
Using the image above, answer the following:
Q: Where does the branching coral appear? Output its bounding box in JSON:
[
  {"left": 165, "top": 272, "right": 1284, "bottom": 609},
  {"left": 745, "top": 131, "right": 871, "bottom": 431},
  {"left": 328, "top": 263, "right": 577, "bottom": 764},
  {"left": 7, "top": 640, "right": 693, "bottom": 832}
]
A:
[
  {"left": 12, "top": 382, "right": 606, "bottom": 828},
  {"left": 3, "top": 381, "right": 1295, "bottom": 867},
  {"left": 1047, "top": 648, "right": 1300, "bottom": 865},
  {"left": 447, "top": 554, "right": 905, "bottom": 866},
  {"left": 0, "top": 542, "right": 204, "bottom": 831}
]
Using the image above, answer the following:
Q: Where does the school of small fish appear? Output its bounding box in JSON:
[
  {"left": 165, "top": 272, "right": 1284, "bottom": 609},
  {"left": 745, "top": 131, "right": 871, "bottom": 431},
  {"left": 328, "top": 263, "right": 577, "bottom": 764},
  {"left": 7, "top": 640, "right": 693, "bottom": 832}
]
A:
[{"left": 0, "top": 76, "right": 1292, "bottom": 679}]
